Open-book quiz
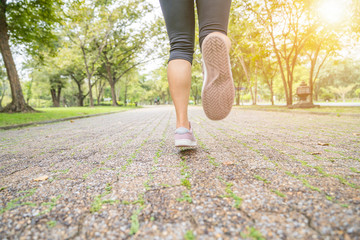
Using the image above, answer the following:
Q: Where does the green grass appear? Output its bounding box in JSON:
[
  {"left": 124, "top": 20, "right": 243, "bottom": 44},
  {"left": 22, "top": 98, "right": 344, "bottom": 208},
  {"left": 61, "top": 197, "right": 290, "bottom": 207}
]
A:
[
  {"left": 236, "top": 105, "right": 360, "bottom": 114},
  {"left": 0, "top": 106, "right": 137, "bottom": 127},
  {"left": 240, "top": 227, "right": 266, "bottom": 240},
  {"left": 130, "top": 207, "right": 143, "bottom": 235},
  {"left": 184, "top": 230, "right": 196, "bottom": 240},
  {"left": 177, "top": 191, "right": 193, "bottom": 203}
]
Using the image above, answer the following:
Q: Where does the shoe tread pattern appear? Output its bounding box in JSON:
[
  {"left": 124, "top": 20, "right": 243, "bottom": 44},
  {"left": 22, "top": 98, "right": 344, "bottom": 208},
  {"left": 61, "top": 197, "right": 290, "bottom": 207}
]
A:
[{"left": 202, "top": 35, "right": 235, "bottom": 120}]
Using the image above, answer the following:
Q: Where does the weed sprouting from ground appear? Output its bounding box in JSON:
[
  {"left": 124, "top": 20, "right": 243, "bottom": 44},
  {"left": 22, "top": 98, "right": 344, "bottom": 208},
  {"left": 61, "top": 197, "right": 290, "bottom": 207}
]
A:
[
  {"left": 90, "top": 183, "right": 118, "bottom": 213},
  {"left": 240, "top": 226, "right": 266, "bottom": 240},
  {"left": 218, "top": 179, "right": 242, "bottom": 209},
  {"left": 184, "top": 230, "right": 196, "bottom": 240},
  {"left": 177, "top": 191, "right": 193, "bottom": 203},
  {"left": 271, "top": 189, "right": 286, "bottom": 198},
  {"left": 0, "top": 188, "right": 37, "bottom": 214},
  {"left": 130, "top": 207, "right": 143, "bottom": 235},
  {"left": 254, "top": 175, "right": 270, "bottom": 184},
  {"left": 39, "top": 195, "right": 62, "bottom": 215},
  {"left": 47, "top": 220, "right": 57, "bottom": 228}
]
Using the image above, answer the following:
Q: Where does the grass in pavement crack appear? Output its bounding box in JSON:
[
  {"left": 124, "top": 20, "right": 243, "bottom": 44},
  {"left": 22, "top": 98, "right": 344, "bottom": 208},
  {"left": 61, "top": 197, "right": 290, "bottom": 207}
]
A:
[
  {"left": 144, "top": 114, "right": 171, "bottom": 191},
  {"left": 39, "top": 195, "right": 62, "bottom": 215},
  {"left": 179, "top": 156, "right": 192, "bottom": 190},
  {"left": 215, "top": 120, "right": 360, "bottom": 192},
  {"left": 199, "top": 119, "right": 327, "bottom": 197},
  {"left": 83, "top": 114, "right": 163, "bottom": 180},
  {"left": 121, "top": 113, "right": 167, "bottom": 172},
  {"left": 122, "top": 193, "right": 145, "bottom": 205},
  {"left": 324, "top": 148, "right": 360, "bottom": 163},
  {"left": 90, "top": 183, "right": 119, "bottom": 213},
  {"left": 177, "top": 191, "right": 193, "bottom": 203},
  {"left": 51, "top": 169, "right": 69, "bottom": 174},
  {"left": 184, "top": 230, "right": 196, "bottom": 240},
  {"left": 271, "top": 189, "right": 286, "bottom": 198},
  {"left": 218, "top": 177, "right": 242, "bottom": 209},
  {"left": 254, "top": 175, "right": 271, "bottom": 184},
  {"left": 270, "top": 142, "right": 360, "bottom": 190},
  {"left": 47, "top": 220, "right": 57, "bottom": 228},
  {"left": 128, "top": 193, "right": 146, "bottom": 235},
  {"left": 240, "top": 226, "right": 265, "bottom": 240},
  {"left": 0, "top": 188, "right": 37, "bottom": 214},
  {"left": 130, "top": 206, "right": 143, "bottom": 235},
  {"left": 234, "top": 125, "right": 360, "bottom": 190}
]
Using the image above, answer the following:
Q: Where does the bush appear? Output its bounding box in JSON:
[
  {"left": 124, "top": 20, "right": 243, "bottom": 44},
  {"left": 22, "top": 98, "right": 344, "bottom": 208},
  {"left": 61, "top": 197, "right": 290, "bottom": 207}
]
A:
[{"left": 319, "top": 88, "right": 334, "bottom": 102}]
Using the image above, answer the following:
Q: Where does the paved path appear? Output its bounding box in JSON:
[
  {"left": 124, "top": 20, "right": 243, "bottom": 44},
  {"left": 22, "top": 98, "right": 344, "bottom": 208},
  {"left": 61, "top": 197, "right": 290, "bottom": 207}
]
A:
[{"left": 1, "top": 106, "right": 360, "bottom": 239}]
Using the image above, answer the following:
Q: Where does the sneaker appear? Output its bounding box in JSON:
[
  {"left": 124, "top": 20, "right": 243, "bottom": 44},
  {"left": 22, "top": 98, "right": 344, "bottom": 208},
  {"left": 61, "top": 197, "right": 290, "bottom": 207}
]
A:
[
  {"left": 174, "top": 123, "right": 197, "bottom": 147},
  {"left": 202, "top": 34, "right": 235, "bottom": 120}
]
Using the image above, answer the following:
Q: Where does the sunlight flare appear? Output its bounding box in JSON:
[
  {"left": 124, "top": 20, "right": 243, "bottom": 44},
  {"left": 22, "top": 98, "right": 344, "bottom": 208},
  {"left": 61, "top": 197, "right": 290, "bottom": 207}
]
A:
[{"left": 318, "top": 0, "right": 347, "bottom": 24}]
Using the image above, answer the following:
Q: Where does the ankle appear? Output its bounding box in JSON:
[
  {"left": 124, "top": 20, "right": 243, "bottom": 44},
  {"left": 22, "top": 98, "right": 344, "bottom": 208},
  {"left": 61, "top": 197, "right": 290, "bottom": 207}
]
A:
[{"left": 176, "top": 120, "right": 190, "bottom": 130}]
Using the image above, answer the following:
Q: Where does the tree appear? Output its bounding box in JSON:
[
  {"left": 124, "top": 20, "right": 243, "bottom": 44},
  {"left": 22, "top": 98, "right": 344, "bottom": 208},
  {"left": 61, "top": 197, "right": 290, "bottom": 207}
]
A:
[
  {"left": 245, "top": 0, "right": 318, "bottom": 106},
  {"left": 329, "top": 84, "right": 356, "bottom": 103},
  {"left": 65, "top": 0, "right": 114, "bottom": 107},
  {"left": 229, "top": 4, "right": 256, "bottom": 105},
  {"left": 57, "top": 47, "right": 88, "bottom": 106},
  {"left": 94, "top": 77, "right": 106, "bottom": 105},
  {"left": 97, "top": 1, "right": 155, "bottom": 106},
  {"left": 259, "top": 55, "right": 277, "bottom": 105},
  {"left": 31, "top": 64, "right": 67, "bottom": 107},
  {"left": 0, "top": 0, "right": 62, "bottom": 112}
]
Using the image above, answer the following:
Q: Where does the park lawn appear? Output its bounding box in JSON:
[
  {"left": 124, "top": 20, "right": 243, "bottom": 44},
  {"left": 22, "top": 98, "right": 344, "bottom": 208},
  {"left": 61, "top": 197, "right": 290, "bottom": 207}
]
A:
[
  {"left": 237, "top": 105, "right": 360, "bottom": 114},
  {"left": 0, "top": 106, "right": 136, "bottom": 127}
]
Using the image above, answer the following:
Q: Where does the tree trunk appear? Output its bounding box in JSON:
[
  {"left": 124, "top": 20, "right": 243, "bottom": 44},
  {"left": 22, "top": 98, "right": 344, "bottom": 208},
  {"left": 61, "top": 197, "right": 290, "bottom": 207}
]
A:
[
  {"left": 124, "top": 83, "right": 128, "bottom": 106},
  {"left": 97, "top": 94, "right": 101, "bottom": 106},
  {"left": 309, "top": 61, "right": 315, "bottom": 103},
  {"left": 76, "top": 80, "right": 84, "bottom": 106},
  {"left": 110, "top": 82, "right": 119, "bottom": 106},
  {"left": 87, "top": 77, "right": 94, "bottom": 107},
  {"left": 253, "top": 70, "right": 257, "bottom": 105},
  {"left": 270, "top": 87, "right": 274, "bottom": 105},
  {"left": 0, "top": 1, "right": 35, "bottom": 112},
  {"left": 236, "top": 92, "right": 240, "bottom": 106},
  {"left": 50, "top": 88, "right": 61, "bottom": 107},
  {"left": 288, "top": 79, "right": 293, "bottom": 105}
]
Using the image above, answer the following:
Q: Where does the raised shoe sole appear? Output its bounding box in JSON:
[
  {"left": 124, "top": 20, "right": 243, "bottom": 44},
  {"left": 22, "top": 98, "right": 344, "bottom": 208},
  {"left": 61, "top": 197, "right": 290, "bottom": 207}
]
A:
[{"left": 202, "top": 34, "right": 235, "bottom": 120}]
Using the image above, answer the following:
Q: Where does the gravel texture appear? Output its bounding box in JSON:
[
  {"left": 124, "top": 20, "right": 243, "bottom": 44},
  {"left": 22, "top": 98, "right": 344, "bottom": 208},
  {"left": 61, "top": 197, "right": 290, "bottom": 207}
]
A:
[{"left": 0, "top": 105, "right": 359, "bottom": 239}]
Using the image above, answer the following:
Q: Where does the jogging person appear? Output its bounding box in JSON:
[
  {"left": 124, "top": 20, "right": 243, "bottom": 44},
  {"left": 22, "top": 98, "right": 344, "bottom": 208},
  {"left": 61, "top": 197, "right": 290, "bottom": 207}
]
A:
[{"left": 159, "top": 0, "right": 234, "bottom": 147}]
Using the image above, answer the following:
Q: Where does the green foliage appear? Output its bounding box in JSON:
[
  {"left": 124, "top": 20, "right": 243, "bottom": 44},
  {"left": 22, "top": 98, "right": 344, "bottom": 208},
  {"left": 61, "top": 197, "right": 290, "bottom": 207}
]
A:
[
  {"left": 181, "top": 179, "right": 192, "bottom": 190},
  {"left": 184, "top": 230, "right": 196, "bottom": 240},
  {"left": 90, "top": 183, "right": 118, "bottom": 213},
  {"left": 0, "top": 188, "right": 37, "bottom": 214},
  {"left": 130, "top": 207, "right": 143, "bottom": 235},
  {"left": 219, "top": 181, "right": 243, "bottom": 209},
  {"left": 254, "top": 175, "right": 270, "bottom": 184},
  {"left": 46, "top": 220, "right": 57, "bottom": 228},
  {"left": 271, "top": 189, "right": 286, "bottom": 198},
  {"left": 176, "top": 191, "right": 193, "bottom": 203},
  {"left": 319, "top": 88, "right": 335, "bottom": 101},
  {"left": 5, "top": 0, "right": 64, "bottom": 55},
  {"left": 39, "top": 195, "right": 62, "bottom": 215},
  {"left": 240, "top": 227, "right": 265, "bottom": 240}
]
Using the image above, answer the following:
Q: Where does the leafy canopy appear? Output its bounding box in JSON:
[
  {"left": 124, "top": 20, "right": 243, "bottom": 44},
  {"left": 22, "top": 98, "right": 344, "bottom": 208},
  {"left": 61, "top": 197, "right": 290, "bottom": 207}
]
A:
[{"left": 4, "top": 0, "right": 63, "bottom": 55}]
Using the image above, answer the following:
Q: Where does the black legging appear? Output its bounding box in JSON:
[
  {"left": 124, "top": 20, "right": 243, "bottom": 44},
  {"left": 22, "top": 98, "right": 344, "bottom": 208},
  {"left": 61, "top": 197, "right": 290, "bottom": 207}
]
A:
[{"left": 159, "top": 0, "right": 232, "bottom": 64}]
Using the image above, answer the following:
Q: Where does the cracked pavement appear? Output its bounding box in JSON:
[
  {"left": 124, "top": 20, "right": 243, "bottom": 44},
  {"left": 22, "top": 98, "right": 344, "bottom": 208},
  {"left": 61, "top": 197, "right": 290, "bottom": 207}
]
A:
[{"left": 0, "top": 106, "right": 360, "bottom": 239}]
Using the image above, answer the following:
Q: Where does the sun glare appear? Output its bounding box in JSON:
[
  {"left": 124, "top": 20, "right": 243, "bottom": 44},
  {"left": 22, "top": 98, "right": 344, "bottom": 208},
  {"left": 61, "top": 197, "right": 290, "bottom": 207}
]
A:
[{"left": 318, "top": 0, "right": 347, "bottom": 24}]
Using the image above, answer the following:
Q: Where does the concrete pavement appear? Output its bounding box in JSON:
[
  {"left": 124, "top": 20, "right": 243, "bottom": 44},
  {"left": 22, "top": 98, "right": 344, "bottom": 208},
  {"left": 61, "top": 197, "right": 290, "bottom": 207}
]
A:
[{"left": 0, "top": 106, "right": 359, "bottom": 239}]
